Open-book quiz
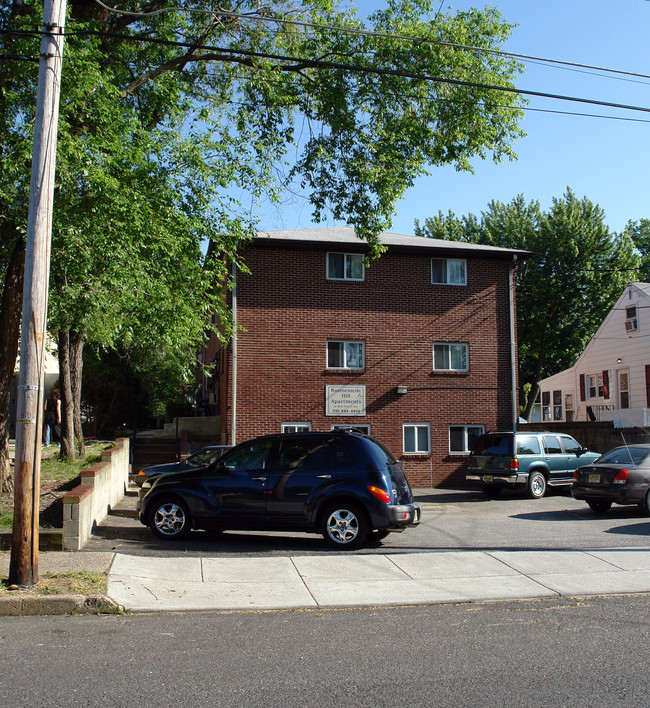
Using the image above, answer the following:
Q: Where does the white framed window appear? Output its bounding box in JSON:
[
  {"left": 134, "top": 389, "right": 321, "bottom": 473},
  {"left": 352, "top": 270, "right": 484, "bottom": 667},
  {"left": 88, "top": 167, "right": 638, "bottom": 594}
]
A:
[
  {"left": 433, "top": 343, "right": 468, "bottom": 371},
  {"left": 625, "top": 305, "right": 638, "bottom": 332},
  {"left": 327, "top": 340, "right": 365, "bottom": 369},
  {"left": 541, "top": 390, "right": 551, "bottom": 421},
  {"left": 587, "top": 373, "right": 604, "bottom": 399},
  {"left": 565, "top": 393, "right": 574, "bottom": 421},
  {"left": 327, "top": 252, "right": 364, "bottom": 281},
  {"left": 403, "top": 423, "right": 430, "bottom": 454},
  {"left": 449, "top": 425, "right": 484, "bottom": 454},
  {"left": 281, "top": 423, "right": 312, "bottom": 433},
  {"left": 332, "top": 424, "right": 370, "bottom": 434},
  {"left": 553, "top": 390, "right": 563, "bottom": 421},
  {"left": 431, "top": 258, "right": 466, "bottom": 285},
  {"left": 618, "top": 370, "right": 630, "bottom": 409}
]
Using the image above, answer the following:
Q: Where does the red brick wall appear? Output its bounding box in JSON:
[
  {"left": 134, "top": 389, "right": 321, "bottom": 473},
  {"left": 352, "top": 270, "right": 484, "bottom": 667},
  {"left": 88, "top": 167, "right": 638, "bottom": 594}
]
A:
[{"left": 215, "top": 243, "right": 517, "bottom": 487}]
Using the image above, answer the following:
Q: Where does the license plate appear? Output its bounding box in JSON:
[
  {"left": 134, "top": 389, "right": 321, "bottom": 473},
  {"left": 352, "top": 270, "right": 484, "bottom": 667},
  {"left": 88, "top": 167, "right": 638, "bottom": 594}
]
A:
[
  {"left": 588, "top": 473, "right": 600, "bottom": 484},
  {"left": 413, "top": 508, "right": 420, "bottom": 522},
  {"left": 483, "top": 475, "right": 493, "bottom": 483}
]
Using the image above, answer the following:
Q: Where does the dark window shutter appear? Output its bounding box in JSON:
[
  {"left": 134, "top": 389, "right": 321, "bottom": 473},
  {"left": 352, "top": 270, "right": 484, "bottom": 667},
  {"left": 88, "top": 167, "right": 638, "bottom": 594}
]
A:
[
  {"left": 579, "top": 374, "right": 586, "bottom": 402},
  {"left": 646, "top": 365, "right": 650, "bottom": 407},
  {"left": 602, "top": 370, "right": 610, "bottom": 398}
]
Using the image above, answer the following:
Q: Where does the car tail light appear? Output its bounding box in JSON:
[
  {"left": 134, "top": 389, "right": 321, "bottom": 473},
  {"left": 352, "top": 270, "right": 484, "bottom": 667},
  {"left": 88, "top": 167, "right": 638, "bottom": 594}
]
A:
[
  {"left": 510, "top": 458, "right": 519, "bottom": 470},
  {"left": 368, "top": 485, "right": 391, "bottom": 504},
  {"left": 612, "top": 469, "right": 628, "bottom": 485},
  {"left": 573, "top": 470, "right": 579, "bottom": 481}
]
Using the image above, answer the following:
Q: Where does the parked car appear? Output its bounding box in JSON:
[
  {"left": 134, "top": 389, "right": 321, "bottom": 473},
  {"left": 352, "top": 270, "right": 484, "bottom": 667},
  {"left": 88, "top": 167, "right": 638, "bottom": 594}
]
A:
[
  {"left": 139, "top": 432, "right": 422, "bottom": 549},
  {"left": 571, "top": 444, "right": 650, "bottom": 514},
  {"left": 135, "top": 445, "right": 231, "bottom": 489},
  {"left": 466, "top": 431, "right": 600, "bottom": 499}
]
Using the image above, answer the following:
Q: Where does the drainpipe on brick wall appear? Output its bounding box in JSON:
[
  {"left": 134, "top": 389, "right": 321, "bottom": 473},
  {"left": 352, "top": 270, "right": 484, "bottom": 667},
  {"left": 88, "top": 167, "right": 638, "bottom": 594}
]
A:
[
  {"left": 231, "top": 256, "right": 238, "bottom": 446},
  {"left": 510, "top": 256, "right": 518, "bottom": 431}
]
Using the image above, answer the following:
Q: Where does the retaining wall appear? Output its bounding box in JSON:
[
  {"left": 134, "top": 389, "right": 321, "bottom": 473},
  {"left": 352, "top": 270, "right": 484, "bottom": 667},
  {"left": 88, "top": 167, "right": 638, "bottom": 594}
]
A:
[{"left": 62, "top": 438, "right": 130, "bottom": 551}]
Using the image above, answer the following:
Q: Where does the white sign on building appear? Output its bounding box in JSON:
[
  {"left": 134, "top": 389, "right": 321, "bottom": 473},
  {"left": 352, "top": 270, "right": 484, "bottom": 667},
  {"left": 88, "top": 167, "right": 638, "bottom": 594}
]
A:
[{"left": 325, "top": 385, "right": 366, "bottom": 416}]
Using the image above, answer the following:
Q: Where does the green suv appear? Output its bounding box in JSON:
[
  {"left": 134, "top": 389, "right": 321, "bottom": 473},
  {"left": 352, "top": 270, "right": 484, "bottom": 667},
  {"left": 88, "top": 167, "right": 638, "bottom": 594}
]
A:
[{"left": 466, "top": 431, "right": 600, "bottom": 499}]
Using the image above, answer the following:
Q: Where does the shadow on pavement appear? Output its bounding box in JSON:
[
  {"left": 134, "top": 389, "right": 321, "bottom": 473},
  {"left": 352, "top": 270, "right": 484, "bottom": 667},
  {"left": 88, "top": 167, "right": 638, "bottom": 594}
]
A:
[
  {"left": 415, "top": 486, "right": 574, "bottom": 505},
  {"left": 605, "top": 522, "right": 650, "bottom": 537},
  {"left": 510, "top": 506, "right": 649, "bottom": 524}
]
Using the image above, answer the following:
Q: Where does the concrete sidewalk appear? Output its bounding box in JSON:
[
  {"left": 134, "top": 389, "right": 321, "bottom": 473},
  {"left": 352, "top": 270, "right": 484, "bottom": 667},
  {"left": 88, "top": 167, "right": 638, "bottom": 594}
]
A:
[{"left": 107, "top": 547, "right": 650, "bottom": 613}]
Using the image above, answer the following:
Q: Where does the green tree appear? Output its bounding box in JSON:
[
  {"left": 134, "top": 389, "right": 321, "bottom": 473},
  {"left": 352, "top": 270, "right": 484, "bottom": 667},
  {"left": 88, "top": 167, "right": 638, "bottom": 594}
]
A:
[
  {"left": 622, "top": 219, "right": 650, "bottom": 281},
  {"left": 415, "top": 190, "right": 640, "bottom": 418},
  {"left": 1, "top": 0, "right": 527, "bottom": 474}
]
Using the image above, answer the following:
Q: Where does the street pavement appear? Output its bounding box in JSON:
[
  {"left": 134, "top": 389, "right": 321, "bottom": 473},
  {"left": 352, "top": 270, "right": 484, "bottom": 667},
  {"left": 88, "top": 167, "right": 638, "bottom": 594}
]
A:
[{"left": 2, "top": 487, "right": 650, "bottom": 614}]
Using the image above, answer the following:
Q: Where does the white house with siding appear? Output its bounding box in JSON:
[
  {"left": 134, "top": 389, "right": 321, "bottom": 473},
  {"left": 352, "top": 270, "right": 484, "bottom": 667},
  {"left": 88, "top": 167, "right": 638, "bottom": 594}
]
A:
[{"left": 538, "top": 282, "right": 650, "bottom": 428}]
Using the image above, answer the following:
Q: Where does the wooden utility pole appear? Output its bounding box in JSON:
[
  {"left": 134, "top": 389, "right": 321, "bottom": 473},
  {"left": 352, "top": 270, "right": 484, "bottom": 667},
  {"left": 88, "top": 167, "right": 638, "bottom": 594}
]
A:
[{"left": 9, "top": 0, "right": 67, "bottom": 586}]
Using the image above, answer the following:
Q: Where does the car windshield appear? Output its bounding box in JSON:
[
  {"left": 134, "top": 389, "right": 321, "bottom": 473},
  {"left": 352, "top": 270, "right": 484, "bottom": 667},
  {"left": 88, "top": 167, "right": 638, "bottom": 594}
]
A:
[
  {"left": 472, "top": 434, "right": 513, "bottom": 456},
  {"left": 597, "top": 447, "right": 650, "bottom": 466},
  {"left": 189, "top": 448, "right": 225, "bottom": 466}
]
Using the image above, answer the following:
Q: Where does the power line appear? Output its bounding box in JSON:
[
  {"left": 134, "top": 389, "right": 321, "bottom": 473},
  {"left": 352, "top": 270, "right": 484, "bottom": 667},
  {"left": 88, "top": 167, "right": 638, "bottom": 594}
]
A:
[
  {"left": 0, "top": 53, "right": 39, "bottom": 62},
  {"left": 64, "top": 27, "right": 650, "bottom": 117},
  {"left": 3, "top": 25, "right": 649, "bottom": 119}
]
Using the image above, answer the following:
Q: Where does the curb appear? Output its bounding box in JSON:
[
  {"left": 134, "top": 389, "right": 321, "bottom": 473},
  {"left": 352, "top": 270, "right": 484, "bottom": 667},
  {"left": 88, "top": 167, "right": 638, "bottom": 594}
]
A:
[{"left": 0, "top": 594, "right": 121, "bottom": 617}]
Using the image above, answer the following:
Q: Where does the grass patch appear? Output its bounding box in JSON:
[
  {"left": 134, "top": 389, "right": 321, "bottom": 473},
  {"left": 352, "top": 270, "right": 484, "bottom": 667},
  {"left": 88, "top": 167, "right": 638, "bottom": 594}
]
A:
[
  {"left": 0, "top": 570, "right": 108, "bottom": 596},
  {"left": 40, "top": 442, "right": 112, "bottom": 484}
]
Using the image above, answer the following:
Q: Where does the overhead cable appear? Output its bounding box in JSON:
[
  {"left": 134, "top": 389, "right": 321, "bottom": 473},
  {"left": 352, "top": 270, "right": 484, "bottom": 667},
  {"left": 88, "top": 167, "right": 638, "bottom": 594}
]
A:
[{"left": 66, "top": 27, "right": 650, "bottom": 116}]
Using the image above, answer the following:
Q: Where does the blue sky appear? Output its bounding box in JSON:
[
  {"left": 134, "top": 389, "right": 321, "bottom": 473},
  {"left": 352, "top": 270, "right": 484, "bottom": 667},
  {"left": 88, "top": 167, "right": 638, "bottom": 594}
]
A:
[{"left": 255, "top": 0, "right": 650, "bottom": 236}]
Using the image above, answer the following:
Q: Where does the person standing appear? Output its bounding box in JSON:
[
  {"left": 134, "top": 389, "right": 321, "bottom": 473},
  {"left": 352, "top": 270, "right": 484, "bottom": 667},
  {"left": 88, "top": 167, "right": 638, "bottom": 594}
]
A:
[{"left": 44, "top": 388, "right": 61, "bottom": 446}]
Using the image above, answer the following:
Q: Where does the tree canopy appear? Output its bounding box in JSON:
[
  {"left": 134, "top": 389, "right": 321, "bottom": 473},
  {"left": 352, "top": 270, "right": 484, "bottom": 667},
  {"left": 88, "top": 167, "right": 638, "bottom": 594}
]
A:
[
  {"left": 415, "top": 189, "right": 640, "bottom": 417},
  {"left": 622, "top": 219, "right": 650, "bottom": 282}
]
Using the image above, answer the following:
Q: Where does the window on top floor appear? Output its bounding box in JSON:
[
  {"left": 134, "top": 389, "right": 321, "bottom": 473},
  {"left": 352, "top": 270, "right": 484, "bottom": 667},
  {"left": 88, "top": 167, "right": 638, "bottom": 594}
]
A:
[
  {"left": 625, "top": 305, "right": 638, "bottom": 332},
  {"left": 431, "top": 258, "right": 466, "bottom": 285},
  {"left": 327, "top": 252, "right": 364, "bottom": 281}
]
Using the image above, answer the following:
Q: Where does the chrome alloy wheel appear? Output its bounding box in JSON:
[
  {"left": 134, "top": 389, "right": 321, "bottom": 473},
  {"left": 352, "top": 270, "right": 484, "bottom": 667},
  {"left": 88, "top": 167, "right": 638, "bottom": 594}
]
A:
[
  {"left": 326, "top": 508, "right": 360, "bottom": 545},
  {"left": 153, "top": 501, "right": 187, "bottom": 537},
  {"left": 527, "top": 471, "right": 547, "bottom": 499}
]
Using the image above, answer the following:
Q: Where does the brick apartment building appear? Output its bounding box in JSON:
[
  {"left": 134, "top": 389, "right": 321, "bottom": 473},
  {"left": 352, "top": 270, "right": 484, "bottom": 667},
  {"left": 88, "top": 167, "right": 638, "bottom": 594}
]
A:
[{"left": 198, "top": 227, "right": 529, "bottom": 487}]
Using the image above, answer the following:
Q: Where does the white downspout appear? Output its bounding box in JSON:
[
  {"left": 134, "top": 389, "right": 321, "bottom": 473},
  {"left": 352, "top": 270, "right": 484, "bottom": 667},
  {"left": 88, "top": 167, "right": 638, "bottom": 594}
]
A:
[
  {"left": 510, "top": 256, "right": 518, "bottom": 431},
  {"left": 231, "top": 257, "right": 237, "bottom": 446}
]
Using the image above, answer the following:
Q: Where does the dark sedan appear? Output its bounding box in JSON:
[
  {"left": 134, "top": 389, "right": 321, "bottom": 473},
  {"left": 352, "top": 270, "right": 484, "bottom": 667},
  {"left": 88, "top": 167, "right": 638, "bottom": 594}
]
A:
[
  {"left": 135, "top": 445, "right": 231, "bottom": 488},
  {"left": 571, "top": 444, "right": 650, "bottom": 514}
]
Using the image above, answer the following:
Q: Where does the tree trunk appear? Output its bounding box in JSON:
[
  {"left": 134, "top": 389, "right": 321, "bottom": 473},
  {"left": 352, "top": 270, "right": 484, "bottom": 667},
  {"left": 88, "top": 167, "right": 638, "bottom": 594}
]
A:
[
  {"left": 70, "top": 332, "right": 84, "bottom": 458},
  {"left": 0, "top": 238, "right": 25, "bottom": 492},
  {"left": 523, "top": 382, "right": 540, "bottom": 422},
  {"left": 57, "top": 327, "right": 76, "bottom": 460}
]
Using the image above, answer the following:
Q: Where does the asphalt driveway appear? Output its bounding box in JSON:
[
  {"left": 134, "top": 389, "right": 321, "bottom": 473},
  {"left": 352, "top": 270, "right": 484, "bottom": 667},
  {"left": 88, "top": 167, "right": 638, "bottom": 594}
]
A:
[{"left": 82, "top": 485, "right": 650, "bottom": 558}]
